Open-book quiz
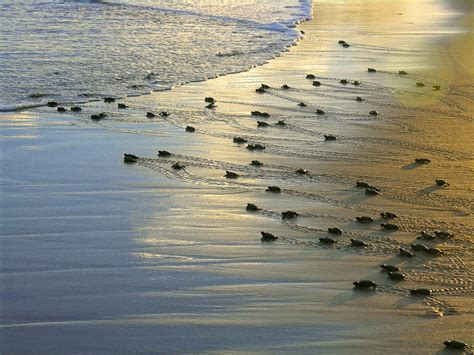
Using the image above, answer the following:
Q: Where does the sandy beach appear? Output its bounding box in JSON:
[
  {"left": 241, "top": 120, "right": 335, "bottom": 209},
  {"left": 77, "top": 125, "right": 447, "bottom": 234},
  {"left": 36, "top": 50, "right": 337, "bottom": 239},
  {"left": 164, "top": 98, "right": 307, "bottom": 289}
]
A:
[{"left": 1, "top": 0, "right": 473, "bottom": 353}]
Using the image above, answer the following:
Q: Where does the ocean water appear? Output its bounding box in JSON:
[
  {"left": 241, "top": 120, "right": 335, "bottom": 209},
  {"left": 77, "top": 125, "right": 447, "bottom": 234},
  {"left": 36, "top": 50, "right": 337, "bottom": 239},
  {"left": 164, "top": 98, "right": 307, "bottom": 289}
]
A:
[{"left": 0, "top": 0, "right": 311, "bottom": 111}]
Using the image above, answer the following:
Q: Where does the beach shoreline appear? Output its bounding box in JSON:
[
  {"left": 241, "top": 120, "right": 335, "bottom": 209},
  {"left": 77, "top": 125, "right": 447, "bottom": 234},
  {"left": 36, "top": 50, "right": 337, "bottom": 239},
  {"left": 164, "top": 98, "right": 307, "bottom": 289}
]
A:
[{"left": 1, "top": 0, "right": 473, "bottom": 353}]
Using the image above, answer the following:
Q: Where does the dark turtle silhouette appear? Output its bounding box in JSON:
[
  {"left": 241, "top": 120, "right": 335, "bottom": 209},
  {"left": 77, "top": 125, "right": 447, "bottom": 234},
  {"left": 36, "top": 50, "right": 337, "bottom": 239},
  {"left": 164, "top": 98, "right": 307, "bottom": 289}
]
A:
[
  {"left": 146, "top": 112, "right": 156, "bottom": 118},
  {"left": 276, "top": 120, "right": 286, "bottom": 126},
  {"left": 425, "top": 247, "right": 443, "bottom": 256},
  {"left": 415, "top": 158, "right": 431, "bottom": 164},
  {"left": 324, "top": 135, "right": 337, "bottom": 141},
  {"left": 205, "top": 103, "right": 215, "bottom": 109},
  {"left": 380, "top": 264, "right": 400, "bottom": 272},
  {"left": 328, "top": 227, "right": 343, "bottom": 235},
  {"left": 306, "top": 74, "right": 316, "bottom": 79},
  {"left": 256, "top": 87, "right": 266, "bottom": 93},
  {"left": 57, "top": 107, "right": 66, "bottom": 112},
  {"left": 433, "top": 85, "right": 441, "bottom": 91},
  {"left": 387, "top": 272, "right": 406, "bottom": 280},
  {"left": 98, "top": 112, "right": 107, "bottom": 119},
  {"left": 356, "top": 216, "right": 374, "bottom": 223},
  {"left": 399, "top": 248, "right": 414, "bottom": 258},
  {"left": 257, "top": 121, "right": 269, "bottom": 127},
  {"left": 233, "top": 137, "right": 247, "bottom": 144},
  {"left": 381, "top": 223, "right": 399, "bottom": 230},
  {"left": 118, "top": 103, "right": 128, "bottom": 109},
  {"left": 204, "top": 97, "right": 215, "bottom": 103},
  {"left": 443, "top": 340, "right": 468, "bottom": 350},
  {"left": 298, "top": 102, "right": 307, "bottom": 107},
  {"left": 356, "top": 181, "right": 380, "bottom": 191},
  {"left": 185, "top": 126, "right": 196, "bottom": 133},
  {"left": 342, "top": 43, "right": 350, "bottom": 48},
  {"left": 417, "top": 231, "right": 435, "bottom": 240},
  {"left": 90, "top": 114, "right": 101, "bottom": 121},
  {"left": 369, "top": 110, "right": 378, "bottom": 116},
  {"left": 316, "top": 109, "right": 325, "bottom": 115},
  {"left": 158, "top": 150, "right": 172, "bottom": 157},
  {"left": 355, "top": 96, "right": 364, "bottom": 102},
  {"left": 261, "top": 84, "right": 270, "bottom": 89},
  {"left": 340, "top": 79, "right": 349, "bottom": 85},
  {"left": 281, "top": 84, "right": 290, "bottom": 90},
  {"left": 247, "top": 144, "right": 265, "bottom": 151},
  {"left": 123, "top": 154, "right": 138, "bottom": 163},
  {"left": 350, "top": 239, "right": 368, "bottom": 247},
  {"left": 225, "top": 171, "right": 239, "bottom": 179},
  {"left": 47, "top": 101, "right": 58, "bottom": 107},
  {"left": 312, "top": 81, "right": 321, "bottom": 87},
  {"left": 282, "top": 211, "right": 298, "bottom": 219},
  {"left": 380, "top": 212, "right": 397, "bottom": 219},
  {"left": 435, "top": 179, "right": 448, "bottom": 186},
  {"left": 411, "top": 243, "right": 429, "bottom": 252},
  {"left": 338, "top": 40, "right": 346, "bottom": 44},
  {"left": 398, "top": 70, "right": 408, "bottom": 75},
  {"left": 171, "top": 162, "right": 185, "bottom": 170},
  {"left": 353, "top": 80, "right": 360, "bottom": 86},
  {"left": 300, "top": 30, "right": 305, "bottom": 34},
  {"left": 434, "top": 231, "right": 454, "bottom": 238},
  {"left": 159, "top": 111, "right": 169, "bottom": 117},
  {"left": 70, "top": 106, "right": 82, "bottom": 112},
  {"left": 246, "top": 203, "right": 260, "bottom": 211},
  {"left": 368, "top": 68, "right": 377, "bottom": 73},
  {"left": 104, "top": 97, "right": 115, "bottom": 103},
  {"left": 319, "top": 237, "right": 337, "bottom": 244},
  {"left": 251, "top": 111, "right": 270, "bottom": 118},
  {"left": 410, "top": 288, "right": 431, "bottom": 296},
  {"left": 266, "top": 186, "right": 281, "bottom": 193},
  {"left": 250, "top": 160, "right": 263, "bottom": 166},
  {"left": 353, "top": 280, "right": 376, "bottom": 289},
  {"left": 365, "top": 188, "right": 380, "bottom": 196},
  {"left": 261, "top": 231, "right": 277, "bottom": 242},
  {"left": 295, "top": 168, "right": 309, "bottom": 175},
  {"left": 416, "top": 82, "right": 425, "bottom": 87}
]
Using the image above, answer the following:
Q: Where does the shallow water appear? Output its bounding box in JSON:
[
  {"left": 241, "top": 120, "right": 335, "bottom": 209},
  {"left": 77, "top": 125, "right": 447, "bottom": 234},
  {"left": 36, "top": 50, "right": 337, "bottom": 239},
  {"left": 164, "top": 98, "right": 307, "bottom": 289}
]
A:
[{"left": 0, "top": 0, "right": 310, "bottom": 110}]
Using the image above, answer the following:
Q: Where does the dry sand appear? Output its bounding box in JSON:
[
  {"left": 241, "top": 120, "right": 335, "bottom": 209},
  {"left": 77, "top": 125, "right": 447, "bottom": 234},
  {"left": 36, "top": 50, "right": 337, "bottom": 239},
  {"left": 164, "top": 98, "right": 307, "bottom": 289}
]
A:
[{"left": 1, "top": 0, "right": 473, "bottom": 353}]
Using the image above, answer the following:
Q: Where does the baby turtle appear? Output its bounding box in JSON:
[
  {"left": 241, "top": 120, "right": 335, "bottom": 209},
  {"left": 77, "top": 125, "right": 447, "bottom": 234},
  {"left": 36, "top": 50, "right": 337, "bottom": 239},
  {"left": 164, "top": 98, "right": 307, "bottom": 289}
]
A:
[
  {"left": 340, "top": 79, "right": 349, "bottom": 85},
  {"left": 251, "top": 111, "right": 266, "bottom": 117},
  {"left": 365, "top": 188, "right": 380, "bottom": 196},
  {"left": 369, "top": 110, "right": 378, "bottom": 116},
  {"left": 356, "top": 181, "right": 380, "bottom": 191},
  {"left": 256, "top": 87, "right": 266, "bottom": 93},
  {"left": 146, "top": 112, "right": 156, "bottom": 118},
  {"left": 399, "top": 248, "right": 414, "bottom": 258},
  {"left": 171, "top": 162, "right": 185, "bottom": 170},
  {"left": 410, "top": 288, "right": 431, "bottom": 296},
  {"left": 246, "top": 203, "right": 260, "bottom": 211},
  {"left": 387, "top": 272, "right": 406, "bottom": 280},
  {"left": 356, "top": 216, "right": 374, "bottom": 223},
  {"left": 47, "top": 101, "right": 58, "bottom": 107},
  {"left": 98, "top": 112, "right": 107, "bottom": 119},
  {"left": 257, "top": 121, "right": 269, "bottom": 127},
  {"left": 282, "top": 211, "right": 298, "bottom": 219},
  {"left": 353, "top": 280, "right": 377, "bottom": 289},
  {"left": 416, "top": 82, "right": 425, "bottom": 87},
  {"left": 204, "top": 97, "right": 215, "bottom": 103},
  {"left": 380, "top": 264, "right": 400, "bottom": 272},
  {"left": 250, "top": 160, "right": 263, "bottom": 166},
  {"left": 70, "top": 106, "right": 82, "bottom": 112},
  {"left": 276, "top": 120, "right": 286, "bottom": 126},
  {"left": 298, "top": 102, "right": 307, "bottom": 107},
  {"left": 367, "top": 68, "right": 377, "bottom": 73},
  {"left": 352, "top": 80, "right": 360, "bottom": 86},
  {"left": 342, "top": 43, "right": 350, "bottom": 48},
  {"left": 57, "top": 107, "right": 66, "bottom": 112},
  {"left": 159, "top": 111, "right": 169, "bottom": 117},
  {"left": 434, "top": 231, "right": 454, "bottom": 238},
  {"left": 443, "top": 340, "right": 468, "bottom": 350},
  {"left": 295, "top": 168, "right": 309, "bottom": 175},
  {"left": 261, "top": 231, "right": 278, "bottom": 242},
  {"left": 261, "top": 84, "right": 270, "bottom": 89},
  {"left": 158, "top": 150, "right": 172, "bottom": 157},
  {"left": 312, "top": 81, "right": 321, "bottom": 87},
  {"left": 435, "top": 179, "right": 448, "bottom": 186},
  {"left": 90, "top": 114, "right": 102, "bottom": 121},
  {"left": 281, "top": 84, "right": 290, "bottom": 90},
  {"left": 233, "top": 136, "right": 248, "bottom": 144},
  {"left": 316, "top": 109, "right": 325, "bottom": 115},
  {"left": 380, "top": 212, "right": 397, "bottom": 219},
  {"left": 415, "top": 158, "right": 431, "bottom": 164},
  {"left": 266, "top": 186, "right": 281, "bottom": 193},
  {"left": 433, "top": 85, "right": 441, "bottom": 91},
  {"left": 398, "top": 70, "right": 408, "bottom": 75},
  {"left": 350, "top": 239, "right": 368, "bottom": 247},
  {"left": 117, "top": 103, "right": 128, "bottom": 109},
  {"left": 425, "top": 247, "right": 443, "bottom": 256},
  {"left": 411, "top": 243, "right": 429, "bottom": 252},
  {"left": 381, "top": 223, "right": 399, "bottom": 230},
  {"left": 104, "top": 97, "right": 115, "bottom": 103},
  {"left": 246, "top": 144, "right": 265, "bottom": 151},
  {"left": 324, "top": 135, "right": 337, "bottom": 141},
  {"left": 319, "top": 237, "right": 337, "bottom": 244},
  {"left": 306, "top": 74, "right": 316, "bottom": 79},
  {"left": 418, "top": 231, "right": 435, "bottom": 240},
  {"left": 185, "top": 126, "right": 196, "bottom": 133},
  {"left": 123, "top": 154, "right": 138, "bottom": 163},
  {"left": 225, "top": 171, "right": 239, "bottom": 179},
  {"left": 328, "top": 227, "right": 343, "bottom": 235},
  {"left": 338, "top": 40, "right": 346, "bottom": 44},
  {"left": 355, "top": 96, "right": 364, "bottom": 102},
  {"left": 205, "top": 103, "right": 215, "bottom": 109}
]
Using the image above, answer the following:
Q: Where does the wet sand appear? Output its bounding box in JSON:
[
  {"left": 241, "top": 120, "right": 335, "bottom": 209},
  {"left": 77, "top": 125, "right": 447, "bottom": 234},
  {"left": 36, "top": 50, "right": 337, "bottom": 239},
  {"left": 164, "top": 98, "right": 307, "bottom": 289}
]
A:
[{"left": 1, "top": 0, "right": 473, "bottom": 353}]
